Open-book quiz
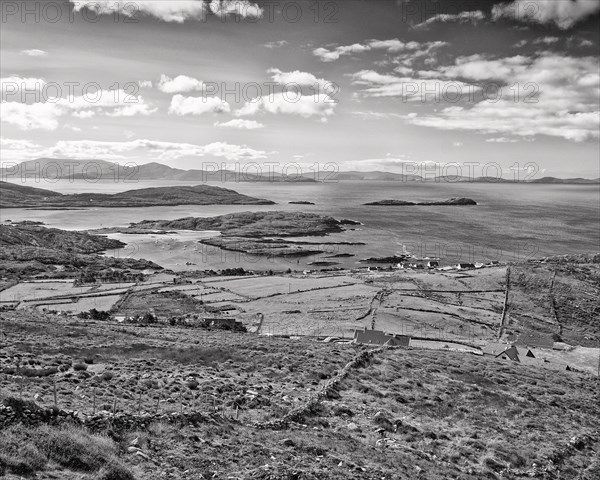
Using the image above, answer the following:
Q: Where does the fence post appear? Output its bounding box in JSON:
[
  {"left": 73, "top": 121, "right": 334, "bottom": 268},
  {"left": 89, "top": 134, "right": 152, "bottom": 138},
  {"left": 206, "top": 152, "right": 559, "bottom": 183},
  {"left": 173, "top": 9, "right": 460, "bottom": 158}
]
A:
[
  {"left": 92, "top": 387, "right": 96, "bottom": 415},
  {"left": 112, "top": 395, "right": 117, "bottom": 415},
  {"left": 53, "top": 379, "right": 57, "bottom": 408}
]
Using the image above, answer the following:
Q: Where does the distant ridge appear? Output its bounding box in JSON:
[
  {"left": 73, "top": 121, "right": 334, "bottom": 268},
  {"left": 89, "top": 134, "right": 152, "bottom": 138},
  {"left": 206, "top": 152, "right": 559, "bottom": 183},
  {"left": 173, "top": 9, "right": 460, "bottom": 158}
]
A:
[
  {"left": 529, "top": 177, "right": 600, "bottom": 185},
  {"left": 1, "top": 159, "right": 598, "bottom": 184},
  {"left": 328, "top": 171, "right": 599, "bottom": 184},
  {"left": 0, "top": 158, "right": 317, "bottom": 183}
]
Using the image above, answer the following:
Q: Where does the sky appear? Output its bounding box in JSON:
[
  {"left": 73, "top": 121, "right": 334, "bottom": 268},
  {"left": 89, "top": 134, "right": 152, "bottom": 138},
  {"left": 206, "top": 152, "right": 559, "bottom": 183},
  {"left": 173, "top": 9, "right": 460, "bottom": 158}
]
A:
[{"left": 1, "top": 0, "right": 599, "bottom": 178}]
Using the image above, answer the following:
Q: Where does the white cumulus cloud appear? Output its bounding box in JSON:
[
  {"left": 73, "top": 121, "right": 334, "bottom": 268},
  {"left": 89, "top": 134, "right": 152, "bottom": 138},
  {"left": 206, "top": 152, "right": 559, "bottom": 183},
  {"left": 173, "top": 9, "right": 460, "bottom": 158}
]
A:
[
  {"left": 169, "top": 94, "right": 230, "bottom": 115},
  {"left": 158, "top": 74, "right": 204, "bottom": 94},
  {"left": 268, "top": 68, "right": 332, "bottom": 91},
  {"left": 492, "top": 0, "right": 600, "bottom": 29},
  {"left": 209, "top": 0, "right": 262, "bottom": 18},
  {"left": 70, "top": 1, "right": 207, "bottom": 23},
  {"left": 313, "top": 39, "right": 447, "bottom": 62},
  {"left": 235, "top": 93, "right": 336, "bottom": 119}
]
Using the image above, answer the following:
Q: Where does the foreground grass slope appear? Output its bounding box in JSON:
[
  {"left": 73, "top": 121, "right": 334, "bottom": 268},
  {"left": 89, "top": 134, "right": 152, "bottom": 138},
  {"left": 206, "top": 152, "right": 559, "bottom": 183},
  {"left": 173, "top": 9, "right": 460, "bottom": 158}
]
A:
[{"left": 0, "top": 312, "right": 598, "bottom": 479}]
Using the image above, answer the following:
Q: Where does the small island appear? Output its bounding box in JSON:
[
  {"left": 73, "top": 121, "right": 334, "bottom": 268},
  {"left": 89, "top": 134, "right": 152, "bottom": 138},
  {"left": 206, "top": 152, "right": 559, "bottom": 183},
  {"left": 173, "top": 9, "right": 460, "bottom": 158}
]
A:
[
  {"left": 288, "top": 201, "right": 315, "bottom": 205},
  {"left": 364, "top": 197, "right": 477, "bottom": 206}
]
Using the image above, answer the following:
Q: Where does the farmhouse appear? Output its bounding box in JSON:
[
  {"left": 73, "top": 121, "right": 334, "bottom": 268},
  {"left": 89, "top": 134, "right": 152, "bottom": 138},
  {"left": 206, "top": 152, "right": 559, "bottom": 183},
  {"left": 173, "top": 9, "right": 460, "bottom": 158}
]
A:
[
  {"left": 427, "top": 261, "right": 439, "bottom": 268},
  {"left": 482, "top": 343, "right": 520, "bottom": 362}
]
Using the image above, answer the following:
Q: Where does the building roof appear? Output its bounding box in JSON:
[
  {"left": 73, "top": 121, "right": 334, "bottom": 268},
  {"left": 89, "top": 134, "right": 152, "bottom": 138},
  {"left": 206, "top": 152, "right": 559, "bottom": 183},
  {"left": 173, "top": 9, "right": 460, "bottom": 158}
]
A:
[
  {"left": 514, "top": 333, "right": 554, "bottom": 349},
  {"left": 496, "top": 346, "right": 520, "bottom": 362},
  {"left": 385, "top": 336, "right": 411, "bottom": 347},
  {"left": 354, "top": 329, "right": 411, "bottom": 347},
  {"left": 482, "top": 342, "right": 511, "bottom": 356},
  {"left": 514, "top": 347, "right": 536, "bottom": 358}
]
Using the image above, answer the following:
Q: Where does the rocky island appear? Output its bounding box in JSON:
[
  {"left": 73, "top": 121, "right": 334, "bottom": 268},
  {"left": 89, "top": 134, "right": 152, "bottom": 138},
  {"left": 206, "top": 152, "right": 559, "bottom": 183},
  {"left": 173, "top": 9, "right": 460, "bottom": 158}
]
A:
[
  {"left": 364, "top": 197, "right": 477, "bottom": 206},
  {"left": 128, "top": 211, "right": 357, "bottom": 257},
  {"left": 0, "top": 181, "right": 275, "bottom": 208}
]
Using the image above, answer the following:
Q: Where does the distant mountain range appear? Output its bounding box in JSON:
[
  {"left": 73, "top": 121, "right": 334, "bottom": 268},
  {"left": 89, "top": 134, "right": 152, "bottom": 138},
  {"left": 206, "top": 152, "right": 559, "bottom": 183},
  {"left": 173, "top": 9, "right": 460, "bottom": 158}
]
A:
[
  {"left": 329, "top": 170, "right": 600, "bottom": 184},
  {"left": 0, "top": 158, "right": 317, "bottom": 183},
  {"left": 1, "top": 159, "right": 598, "bottom": 184}
]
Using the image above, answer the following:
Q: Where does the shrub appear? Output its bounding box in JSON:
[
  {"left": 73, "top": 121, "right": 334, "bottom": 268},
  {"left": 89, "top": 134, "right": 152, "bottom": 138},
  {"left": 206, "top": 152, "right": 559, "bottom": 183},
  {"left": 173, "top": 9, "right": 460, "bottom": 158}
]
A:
[
  {"left": 0, "top": 425, "right": 47, "bottom": 476},
  {"left": 74, "top": 363, "right": 88, "bottom": 371},
  {"left": 33, "top": 425, "right": 117, "bottom": 472}
]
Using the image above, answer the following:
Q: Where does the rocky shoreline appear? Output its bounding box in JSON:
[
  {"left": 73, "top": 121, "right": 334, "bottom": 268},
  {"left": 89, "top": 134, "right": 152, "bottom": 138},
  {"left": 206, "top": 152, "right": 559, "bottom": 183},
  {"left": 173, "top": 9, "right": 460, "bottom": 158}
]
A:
[{"left": 364, "top": 197, "right": 477, "bottom": 206}]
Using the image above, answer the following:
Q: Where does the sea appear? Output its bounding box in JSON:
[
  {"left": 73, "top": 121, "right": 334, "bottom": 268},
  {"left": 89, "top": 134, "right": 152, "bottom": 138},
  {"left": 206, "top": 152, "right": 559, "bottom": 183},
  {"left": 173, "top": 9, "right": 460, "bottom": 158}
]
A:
[{"left": 2, "top": 179, "right": 599, "bottom": 272}]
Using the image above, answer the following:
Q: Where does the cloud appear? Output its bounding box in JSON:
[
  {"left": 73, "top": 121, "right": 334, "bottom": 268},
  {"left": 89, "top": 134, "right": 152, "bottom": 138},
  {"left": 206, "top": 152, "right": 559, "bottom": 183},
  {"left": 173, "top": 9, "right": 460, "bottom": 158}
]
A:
[
  {"left": 439, "top": 54, "right": 531, "bottom": 81},
  {"left": 268, "top": 68, "right": 332, "bottom": 91},
  {"left": 485, "top": 137, "right": 521, "bottom": 143},
  {"left": 209, "top": 0, "right": 262, "bottom": 18},
  {"left": 402, "top": 53, "right": 600, "bottom": 142},
  {"left": 158, "top": 74, "right": 203, "bottom": 94},
  {"left": 20, "top": 49, "right": 48, "bottom": 57},
  {"left": 264, "top": 40, "right": 289, "bottom": 49},
  {"left": 214, "top": 119, "right": 264, "bottom": 129},
  {"left": 4, "top": 139, "right": 267, "bottom": 162},
  {"left": 0, "top": 138, "right": 44, "bottom": 161},
  {"left": 72, "top": 110, "right": 96, "bottom": 119},
  {"left": 312, "top": 38, "right": 448, "bottom": 62},
  {"left": 168, "top": 94, "right": 230, "bottom": 115},
  {"left": 105, "top": 102, "right": 157, "bottom": 117},
  {"left": 1, "top": 87, "right": 156, "bottom": 130},
  {"left": 0, "top": 102, "right": 63, "bottom": 130},
  {"left": 533, "top": 36, "right": 560, "bottom": 44},
  {"left": 0, "top": 138, "right": 42, "bottom": 149},
  {"left": 414, "top": 10, "right": 486, "bottom": 29},
  {"left": 313, "top": 44, "right": 370, "bottom": 62},
  {"left": 1, "top": 76, "right": 46, "bottom": 98},
  {"left": 235, "top": 93, "right": 336, "bottom": 119},
  {"left": 70, "top": 1, "right": 207, "bottom": 23},
  {"left": 492, "top": 0, "right": 600, "bottom": 29},
  {"left": 350, "top": 69, "right": 478, "bottom": 99}
]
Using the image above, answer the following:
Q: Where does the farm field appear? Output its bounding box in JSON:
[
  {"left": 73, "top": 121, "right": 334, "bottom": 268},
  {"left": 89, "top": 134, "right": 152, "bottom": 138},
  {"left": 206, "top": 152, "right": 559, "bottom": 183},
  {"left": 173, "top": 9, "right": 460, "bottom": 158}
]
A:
[{"left": 0, "top": 281, "right": 94, "bottom": 302}]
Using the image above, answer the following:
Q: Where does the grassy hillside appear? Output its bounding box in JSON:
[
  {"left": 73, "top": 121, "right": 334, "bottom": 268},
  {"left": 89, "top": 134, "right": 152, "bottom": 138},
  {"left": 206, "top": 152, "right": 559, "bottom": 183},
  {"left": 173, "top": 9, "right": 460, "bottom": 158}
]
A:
[{"left": 0, "top": 311, "right": 597, "bottom": 479}]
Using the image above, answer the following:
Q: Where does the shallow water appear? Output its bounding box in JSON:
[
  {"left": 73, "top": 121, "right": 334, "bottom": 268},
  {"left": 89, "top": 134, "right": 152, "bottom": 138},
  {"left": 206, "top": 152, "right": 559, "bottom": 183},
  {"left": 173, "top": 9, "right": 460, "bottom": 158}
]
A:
[{"left": 2, "top": 179, "right": 598, "bottom": 270}]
